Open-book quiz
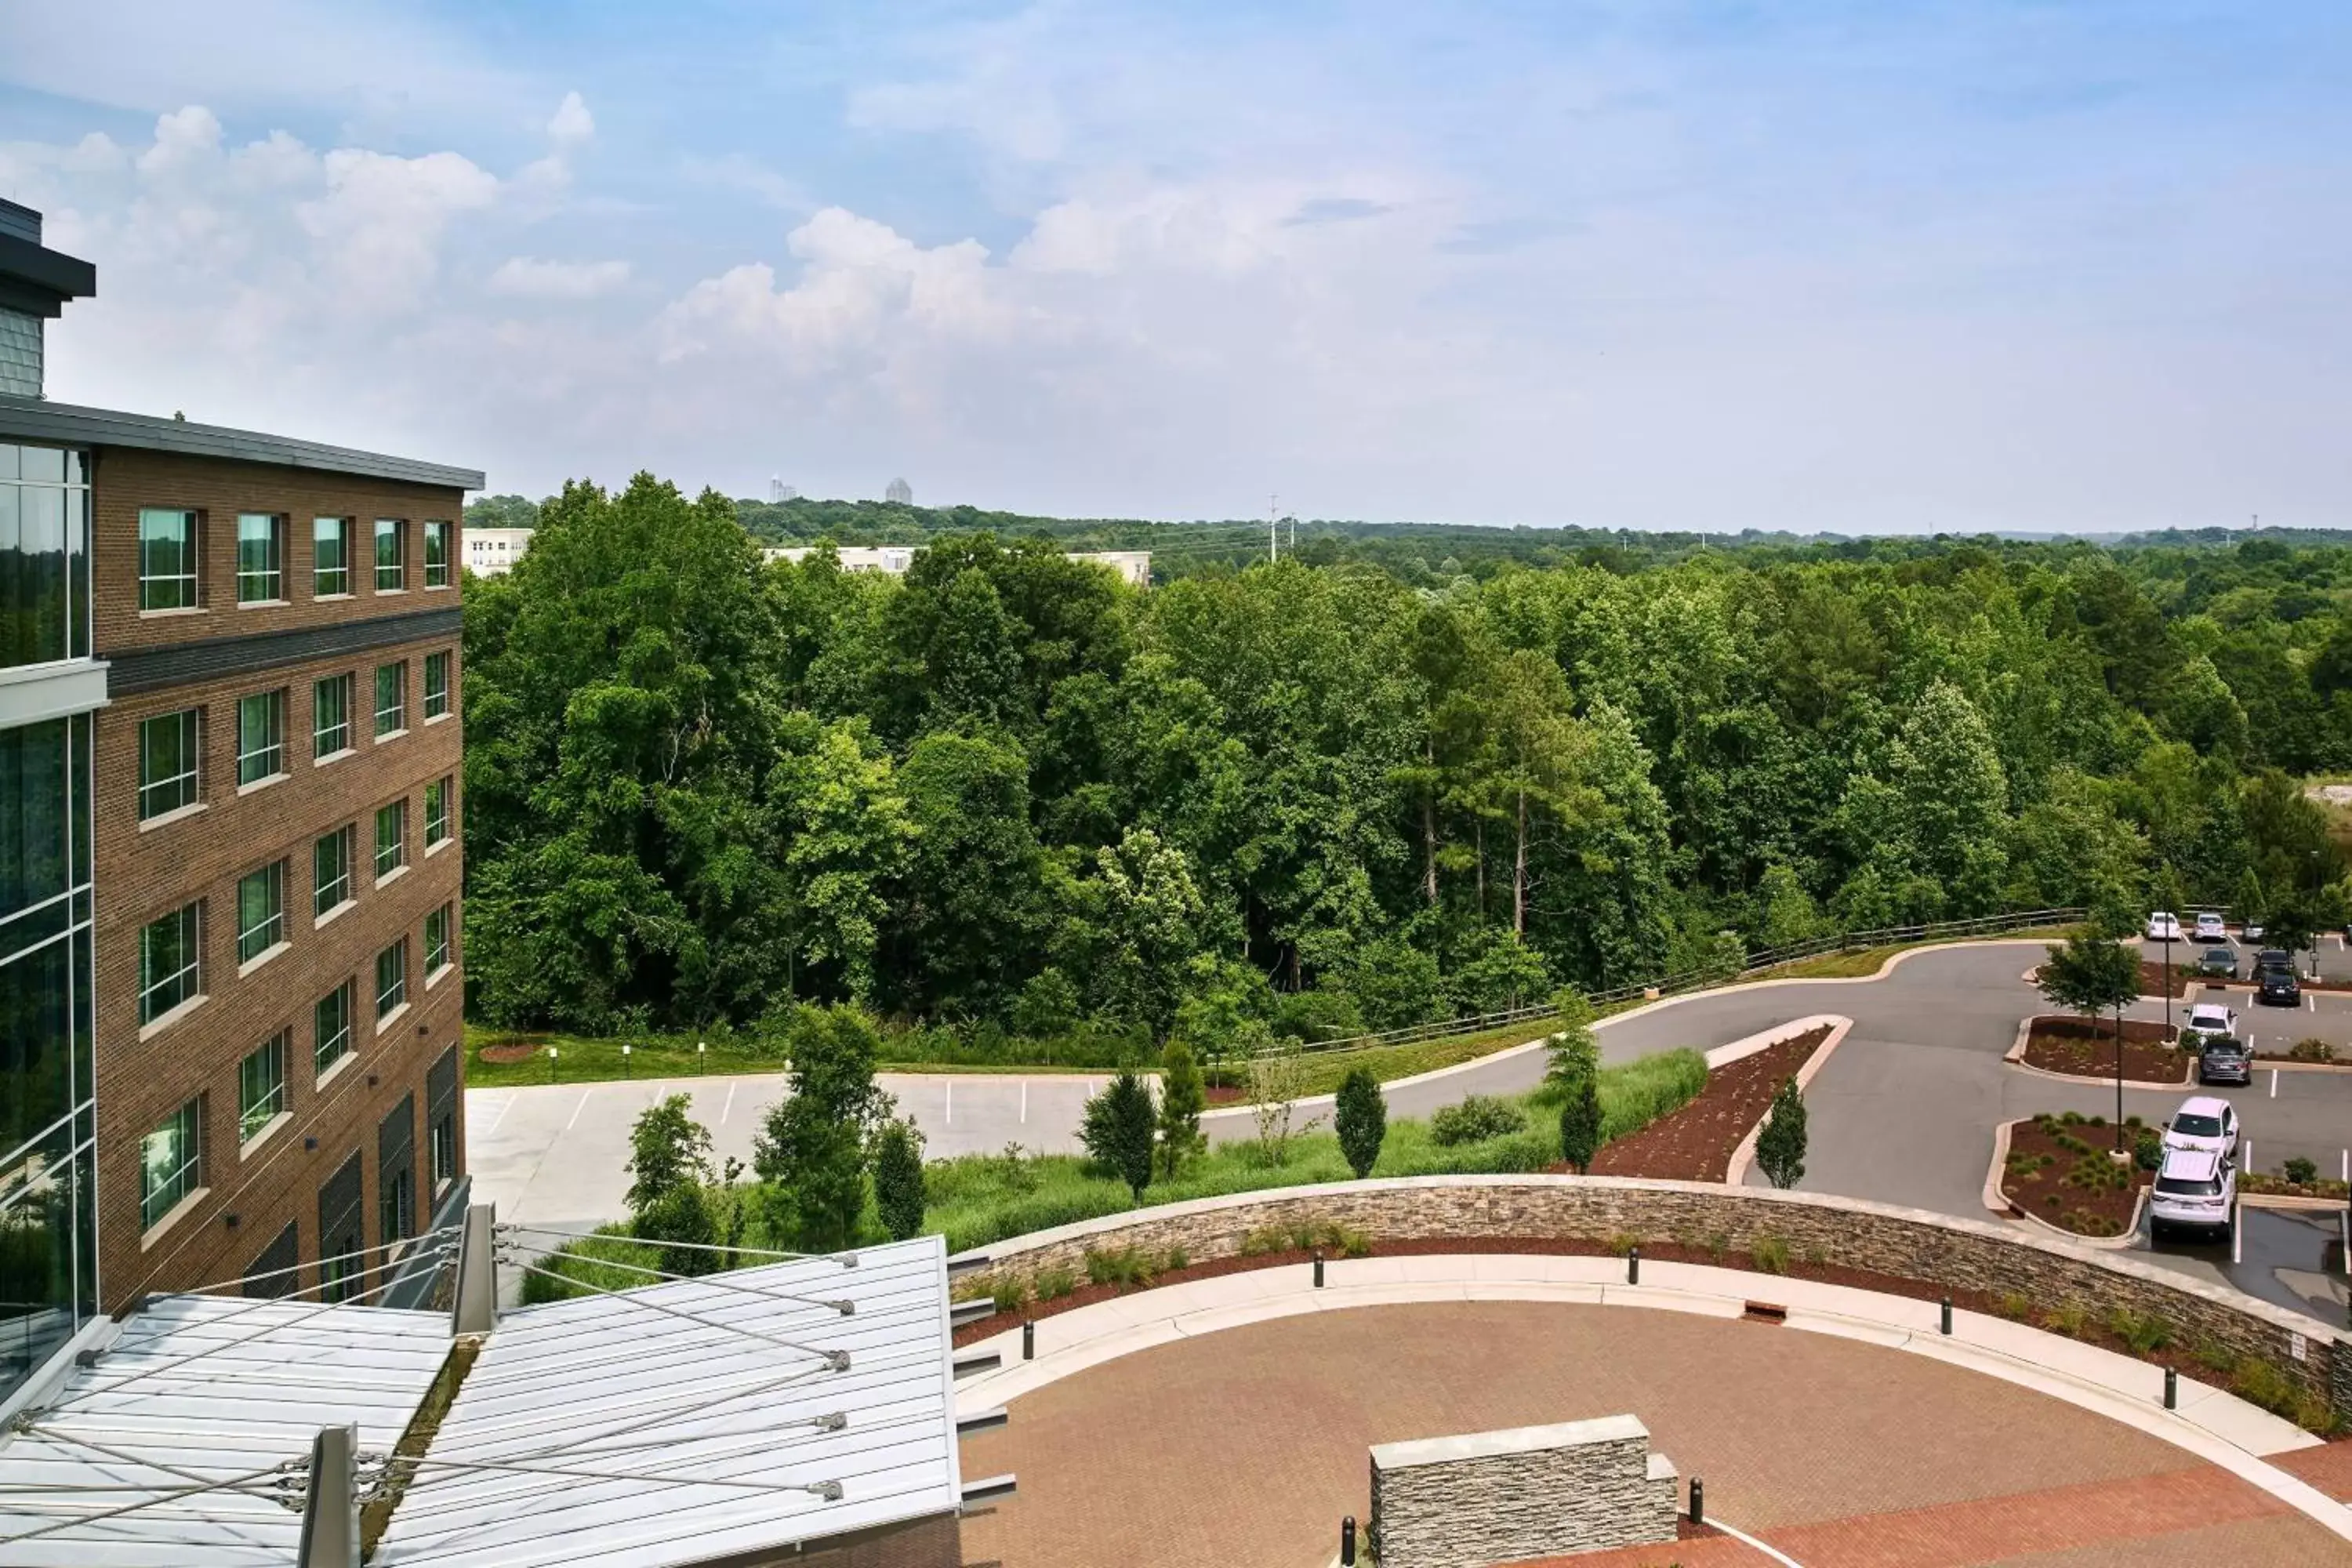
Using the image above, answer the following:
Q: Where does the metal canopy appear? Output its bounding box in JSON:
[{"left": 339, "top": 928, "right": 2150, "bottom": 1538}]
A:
[
  {"left": 372, "top": 1234, "right": 964, "bottom": 1568},
  {"left": 0, "top": 1295, "right": 452, "bottom": 1566}
]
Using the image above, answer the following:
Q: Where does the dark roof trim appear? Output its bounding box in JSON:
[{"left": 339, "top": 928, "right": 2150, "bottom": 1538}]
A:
[
  {"left": 106, "top": 604, "right": 463, "bottom": 695},
  {"left": 0, "top": 230, "right": 96, "bottom": 318},
  {"left": 0, "top": 397, "right": 485, "bottom": 490}
]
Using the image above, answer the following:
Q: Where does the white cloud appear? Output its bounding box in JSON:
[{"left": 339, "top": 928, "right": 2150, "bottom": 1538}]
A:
[
  {"left": 547, "top": 90, "right": 595, "bottom": 149},
  {"left": 488, "top": 256, "right": 631, "bottom": 299},
  {"left": 516, "top": 91, "right": 597, "bottom": 196},
  {"left": 136, "top": 106, "right": 223, "bottom": 176},
  {"left": 297, "top": 148, "right": 498, "bottom": 310}
]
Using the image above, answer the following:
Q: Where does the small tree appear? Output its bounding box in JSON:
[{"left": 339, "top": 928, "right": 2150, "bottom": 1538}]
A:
[
  {"left": 626, "top": 1094, "right": 714, "bottom": 1218},
  {"left": 1242, "top": 1020, "right": 1317, "bottom": 1167},
  {"left": 1544, "top": 985, "right": 1599, "bottom": 1092},
  {"left": 753, "top": 1004, "right": 895, "bottom": 1249},
  {"left": 1082, "top": 1071, "right": 1157, "bottom": 1202},
  {"left": 1755, "top": 1076, "right": 1808, "bottom": 1189},
  {"left": 1557, "top": 1069, "right": 1603, "bottom": 1174},
  {"left": 2037, "top": 929, "right": 2142, "bottom": 1146},
  {"left": 1013, "top": 967, "right": 1080, "bottom": 1051},
  {"left": 1156, "top": 1040, "right": 1207, "bottom": 1179},
  {"left": 1334, "top": 1068, "right": 1387, "bottom": 1180},
  {"left": 872, "top": 1119, "right": 927, "bottom": 1242},
  {"left": 636, "top": 1184, "right": 718, "bottom": 1277}
]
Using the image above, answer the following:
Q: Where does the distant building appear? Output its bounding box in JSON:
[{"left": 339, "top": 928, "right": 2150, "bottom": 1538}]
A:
[
  {"left": 764, "top": 544, "right": 1150, "bottom": 588},
  {"left": 885, "top": 477, "right": 913, "bottom": 505},
  {"left": 464, "top": 526, "right": 533, "bottom": 575},
  {"left": 768, "top": 477, "right": 798, "bottom": 503}
]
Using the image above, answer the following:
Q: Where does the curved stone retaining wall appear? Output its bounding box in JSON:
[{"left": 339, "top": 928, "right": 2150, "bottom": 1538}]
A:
[{"left": 951, "top": 1175, "right": 2350, "bottom": 1416}]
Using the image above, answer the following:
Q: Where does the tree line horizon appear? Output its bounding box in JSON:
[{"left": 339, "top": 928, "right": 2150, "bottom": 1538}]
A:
[{"left": 458, "top": 477, "right": 2352, "bottom": 1058}]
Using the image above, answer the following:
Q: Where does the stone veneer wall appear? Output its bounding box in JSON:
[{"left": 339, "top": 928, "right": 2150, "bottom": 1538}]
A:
[
  {"left": 1369, "top": 1414, "right": 1676, "bottom": 1568},
  {"left": 954, "top": 1176, "right": 2346, "bottom": 1413}
]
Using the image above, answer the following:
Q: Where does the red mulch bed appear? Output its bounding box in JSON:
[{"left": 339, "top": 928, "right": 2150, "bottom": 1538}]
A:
[
  {"left": 477, "top": 1042, "right": 540, "bottom": 1064},
  {"left": 2137, "top": 960, "right": 2194, "bottom": 999},
  {"left": 1574, "top": 1026, "right": 1831, "bottom": 1181},
  {"left": 1203, "top": 1083, "right": 1249, "bottom": 1105},
  {"left": 948, "top": 1232, "right": 2329, "bottom": 1415},
  {"left": 1998, "top": 1114, "right": 2150, "bottom": 1238},
  {"left": 2021, "top": 1015, "right": 2186, "bottom": 1084}
]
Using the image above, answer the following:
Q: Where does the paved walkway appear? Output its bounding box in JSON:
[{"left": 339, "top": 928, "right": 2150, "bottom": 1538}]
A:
[{"left": 953, "top": 1265, "right": 2352, "bottom": 1568}]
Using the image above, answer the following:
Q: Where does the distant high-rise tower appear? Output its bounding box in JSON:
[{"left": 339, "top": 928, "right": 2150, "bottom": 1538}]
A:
[
  {"left": 885, "top": 477, "right": 913, "bottom": 505},
  {"left": 769, "top": 477, "right": 798, "bottom": 503}
]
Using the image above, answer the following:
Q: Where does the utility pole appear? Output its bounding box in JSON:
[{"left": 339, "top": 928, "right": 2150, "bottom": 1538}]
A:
[{"left": 1269, "top": 495, "right": 1279, "bottom": 564}]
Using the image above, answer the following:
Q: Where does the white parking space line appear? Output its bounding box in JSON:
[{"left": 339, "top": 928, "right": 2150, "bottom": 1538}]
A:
[
  {"left": 2271, "top": 1070, "right": 2279, "bottom": 1098},
  {"left": 721, "top": 1080, "right": 737, "bottom": 1124},
  {"left": 946, "top": 1079, "right": 953, "bottom": 1125},
  {"left": 481, "top": 1094, "right": 516, "bottom": 1138},
  {"left": 1020, "top": 1081, "right": 1028, "bottom": 1123},
  {"left": 565, "top": 1087, "right": 593, "bottom": 1131}
]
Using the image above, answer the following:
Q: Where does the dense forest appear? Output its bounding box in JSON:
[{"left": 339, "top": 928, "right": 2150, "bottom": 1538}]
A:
[{"left": 459, "top": 478, "right": 2352, "bottom": 1053}]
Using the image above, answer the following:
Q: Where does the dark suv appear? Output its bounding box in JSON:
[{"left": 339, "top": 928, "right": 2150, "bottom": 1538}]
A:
[
  {"left": 2198, "top": 1035, "right": 2252, "bottom": 1085},
  {"left": 2194, "top": 946, "right": 2239, "bottom": 980},
  {"left": 2257, "top": 960, "right": 2302, "bottom": 1007}
]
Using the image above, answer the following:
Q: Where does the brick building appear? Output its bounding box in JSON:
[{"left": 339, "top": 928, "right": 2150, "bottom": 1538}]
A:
[{"left": 1, "top": 201, "right": 481, "bottom": 1406}]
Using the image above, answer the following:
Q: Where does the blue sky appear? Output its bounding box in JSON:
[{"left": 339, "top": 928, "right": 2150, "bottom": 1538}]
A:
[{"left": 2, "top": 1, "right": 2347, "bottom": 532}]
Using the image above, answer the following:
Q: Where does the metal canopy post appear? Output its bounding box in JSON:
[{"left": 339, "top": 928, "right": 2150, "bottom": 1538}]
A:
[
  {"left": 296, "top": 1424, "right": 360, "bottom": 1568},
  {"left": 451, "top": 1202, "right": 497, "bottom": 1337}
]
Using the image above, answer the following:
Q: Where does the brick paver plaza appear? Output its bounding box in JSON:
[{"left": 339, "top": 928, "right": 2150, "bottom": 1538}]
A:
[{"left": 958, "top": 1300, "right": 2352, "bottom": 1567}]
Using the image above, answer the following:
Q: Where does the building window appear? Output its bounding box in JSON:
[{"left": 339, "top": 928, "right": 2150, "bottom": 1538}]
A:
[
  {"left": 0, "top": 442, "right": 93, "bottom": 671},
  {"left": 427, "top": 1045, "right": 459, "bottom": 1192},
  {"left": 314, "top": 673, "right": 351, "bottom": 759},
  {"left": 374, "top": 800, "right": 406, "bottom": 880},
  {"left": 137, "top": 709, "right": 201, "bottom": 820},
  {"left": 140, "top": 1100, "right": 204, "bottom": 1229},
  {"left": 314, "top": 517, "right": 350, "bottom": 596},
  {"left": 243, "top": 1221, "right": 299, "bottom": 1301},
  {"left": 423, "top": 651, "right": 451, "bottom": 720},
  {"left": 374, "top": 661, "right": 406, "bottom": 738},
  {"left": 379, "top": 1095, "right": 416, "bottom": 1254},
  {"left": 238, "top": 1031, "right": 289, "bottom": 1143},
  {"left": 424, "top": 776, "right": 451, "bottom": 848},
  {"left": 423, "top": 521, "right": 451, "bottom": 587},
  {"left": 235, "top": 861, "right": 285, "bottom": 964},
  {"left": 236, "top": 513, "right": 284, "bottom": 603},
  {"left": 314, "top": 825, "right": 354, "bottom": 917},
  {"left": 318, "top": 1153, "right": 365, "bottom": 1304},
  {"left": 314, "top": 980, "right": 353, "bottom": 1076},
  {"left": 425, "top": 902, "right": 452, "bottom": 976},
  {"left": 139, "top": 903, "right": 201, "bottom": 1025},
  {"left": 138, "top": 507, "right": 199, "bottom": 612},
  {"left": 236, "top": 689, "right": 285, "bottom": 785},
  {"left": 375, "top": 939, "right": 407, "bottom": 1020},
  {"left": 374, "top": 519, "right": 405, "bottom": 591}
]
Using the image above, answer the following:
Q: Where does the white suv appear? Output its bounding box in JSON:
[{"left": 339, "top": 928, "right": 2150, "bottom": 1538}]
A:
[
  {"left": 2150, "top": 1145, "right": 2235, "bottom": 1238},
  {"left": 2183, "top": 1003, "right": 2239, "bottom": 1042},
  {"left": 2161, "top": 1095, "right": 2238, "bottom": 1158}
]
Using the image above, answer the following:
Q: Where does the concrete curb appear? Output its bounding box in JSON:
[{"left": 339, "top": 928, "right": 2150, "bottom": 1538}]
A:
[
  {"left": 1989, "top": 1116, "right": 2148, "bottom": 1252},
  {"left": 2241, "top": 1192, "right": 2352, "bottom": 1213},
  {"left": 1722, "top": 1016, "right": 1851, "bottom": 1188},
  {"left": 2003, "top": 1015, "right": 2192, "bottom": 1091},
  {"left": 953, "top": 1254, "right": 2352, "bottom": 1544}
]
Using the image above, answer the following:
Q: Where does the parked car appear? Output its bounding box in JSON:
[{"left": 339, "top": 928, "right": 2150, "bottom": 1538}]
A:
[
  {"left": 2242, "top": 920, "right": 2267, "bottom": 942},
  {"left": 2150, "top": 1146, "right": 2236, "bottom": 1238},
  {"left": 2193, "top": 912, "right": 2227, "bottom": 942},
  {"left": 2146, "top": 911, "right": 2183, "bottom": 942},
  {"left": 2162, "top": 1094, "right": 2240, "bottom": 1155},
  {"left": 2193, "top": 946, "right": 2239, "bottom": 980},
  {"left": 2183, "top": 1002, "right": 2240, "bottom": 1039},
  {"left": 2254, "top": 948, "right": 2292, "bottom": 975},
  {"left": 2258, "top": 965, "right": 2302, "bottom": 1007},
  {"left": 2196, "top": 1037, "right": 2252, "bottom": 1087}
]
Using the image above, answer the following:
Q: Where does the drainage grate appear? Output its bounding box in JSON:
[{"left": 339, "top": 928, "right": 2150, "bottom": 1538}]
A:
[{"left": 1741, "top": 1301, "right": 1788, "bottom": 1325}]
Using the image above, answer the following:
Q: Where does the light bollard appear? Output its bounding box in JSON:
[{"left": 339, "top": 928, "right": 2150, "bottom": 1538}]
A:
[{"left": 1627, "top": 1245, "right": 1639, "bottom": 1286}]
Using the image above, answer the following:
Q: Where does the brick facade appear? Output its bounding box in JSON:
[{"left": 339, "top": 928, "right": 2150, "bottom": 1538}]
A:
[{"left": 90, "top": 446, "right": 467, "bottom": 1306}]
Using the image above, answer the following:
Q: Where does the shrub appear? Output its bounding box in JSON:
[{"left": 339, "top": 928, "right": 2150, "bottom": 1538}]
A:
[
  {"left": 2132, "top": 1130, "right": 2162, "bottom": 1171},
  {"left": 2284, "top": 1156, "right": 2319, "bottom": 1186},
  {"left": 1033, "top": 1265, "right": 1077, "bottom": 1301},
  {"left": 1080, "top": 1072, "right": 1158, "bottom": 1201},
  {"left": 1241, "top": 1220, "right": 1370, "bottom": 1258},
  {"left": 2041, "top": 1299, "right": 2089, "bottom": 1338},
  {"left": 1084, "top": 1246, "right": 1160, "bottom": 1288},
  {"left": 1751, "top": 1235, "right": 1790, "bottom": 1275},
  {"left": 635, "top": 1185, "right": 717, "bottom": 1278},
  {"left": 872, "top": 1119, "right": 927, "bottom": 1242},
  {"left": 1604, "top": 1231, "right": 1639, "bottom": 1258},
  {"left": 1755, "top": 1077, "right": 1807, "bottom": 1189},
  {"left": 1557, "top": 1067, "right": 1602, "bottom": 1174},
  {"left": 1334, "top": 1068, "right": 1388, "bottom": 1180},
  {"left": 2109, "top": 1308, "right": 2172, "bottom": 1354},
  {"left": 1430, "top": 1094, "right": 1526, "bottom": 1146},
  {"left": 1156, "top": 1040, "right": 1207, "bottom": 1178},
  {"left": 2230, "top": 1356, "right": 2298, "bottom": 1418},
  {"left": 2290, "top": 1036, "right": 2336, "bottom": 1064},
  {"left": 1996, "top": 1292, "right": 2031, "bottom": 1320}
]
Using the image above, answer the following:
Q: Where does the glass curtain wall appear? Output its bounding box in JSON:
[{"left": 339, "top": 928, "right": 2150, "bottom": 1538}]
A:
[{"left": 0, "top": 443, "right": 97, "bottom": 1406}]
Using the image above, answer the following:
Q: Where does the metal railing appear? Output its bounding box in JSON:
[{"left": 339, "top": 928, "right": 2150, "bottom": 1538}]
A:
[{"left": 1272, "top": 907, "right": 2085, "bottom": 1060}]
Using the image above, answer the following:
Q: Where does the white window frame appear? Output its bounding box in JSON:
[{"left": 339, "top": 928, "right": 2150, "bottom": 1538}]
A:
[
  {"left": 315, "top": 981, "right": 354, "bottom": 1076},
  {"left": 139, "top": 903, "right": 202, "bottom": 1026},
  {"left": 314, "top": 517, "right": 351, "bottom": 597},
  {"left": 374, "top": 518, "right": 406, "bottom": 592},
  {"left": 138, "top": 708, "right": 202, "bottom": 822},
  {"left": 238, "top": 1032, "right": 289, "bottom": 1146},
  {"left": 237, "top": 512, "right": 285, "bottom": 604},
  {"left": 425, "top": 902, "right": 452, "bottom": 976},
  {"left": 423, "top": 520, "right": 451, "bottom": 588},
  {"left": 314, "top": 673, "right": 351, "bottom": 760},
  {"left": 139, "top": 507, "right": 200, "bottom": 612},
  {"left": 237, "top": 689, "right": 285, "bottom": 786},
  {"left": 235, "top": 860, "right": 285, "bottom": 965},
  {"left": 374, "top": 800, "right": 407, "bottom": 881},
  {"left": 140, "top": 1100, "right": 205, "bottom": 1231},
  {"left": 423, "top": 651, "right": 452, "bottom": 720},
  {"left": 314, "top": 825, "right": 354, "bottom": 920},
  {"left": 424, "top": 777, "right": 450, "bottom": 848},
  {"left": 374, "top": 661, "right": 406, "bottom": 738},
  {"left": 375, "top": 939, "right": 408, "bottom": 1021}
]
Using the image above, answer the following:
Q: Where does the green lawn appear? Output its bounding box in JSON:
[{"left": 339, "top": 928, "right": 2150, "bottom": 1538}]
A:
[{"left": 516, "top": 1048, "right": 1708, "bottom": 1302}]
